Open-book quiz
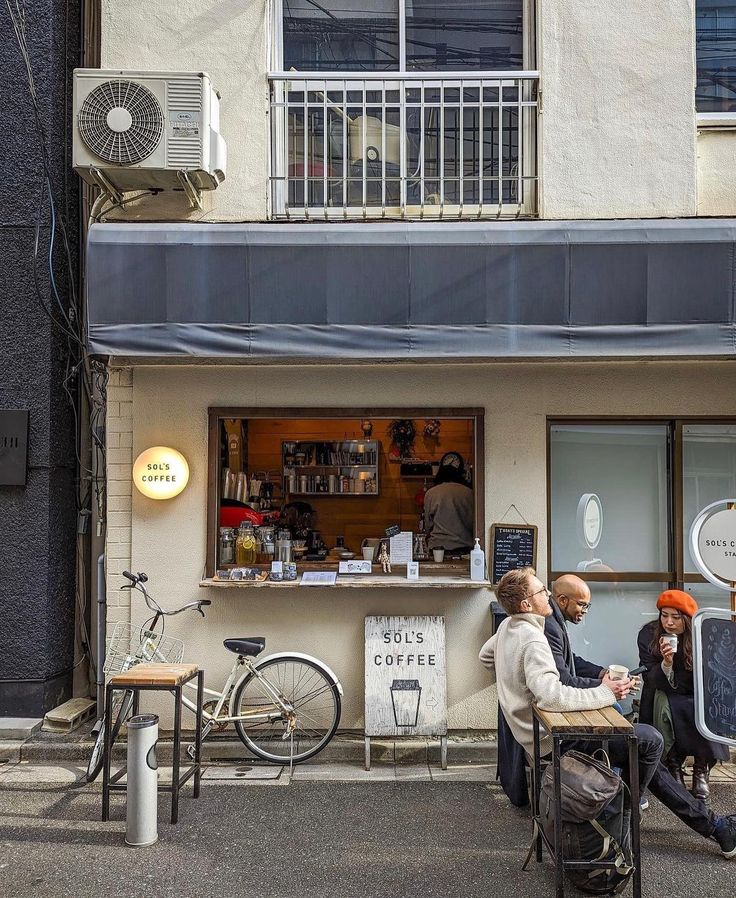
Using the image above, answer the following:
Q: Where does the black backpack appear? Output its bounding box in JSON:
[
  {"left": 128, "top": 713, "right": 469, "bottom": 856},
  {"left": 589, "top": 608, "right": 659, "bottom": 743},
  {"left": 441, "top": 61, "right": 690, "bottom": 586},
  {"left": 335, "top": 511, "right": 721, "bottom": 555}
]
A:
[{"left": 526, "top": 750, "right": 634, "bottom": 896}]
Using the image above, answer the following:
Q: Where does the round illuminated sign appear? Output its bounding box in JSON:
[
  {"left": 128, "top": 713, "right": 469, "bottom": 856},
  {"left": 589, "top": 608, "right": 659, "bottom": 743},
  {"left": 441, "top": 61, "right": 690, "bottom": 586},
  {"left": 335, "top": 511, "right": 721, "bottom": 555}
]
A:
[
  {"left": 577, "top": 493, "right": 603, "bottom": 550},
  {"left": 690, "top": 500, "right": 736, "bottom": 590},
  {"left": 133, "top": 446, "right": 189, "bottom": 500}
]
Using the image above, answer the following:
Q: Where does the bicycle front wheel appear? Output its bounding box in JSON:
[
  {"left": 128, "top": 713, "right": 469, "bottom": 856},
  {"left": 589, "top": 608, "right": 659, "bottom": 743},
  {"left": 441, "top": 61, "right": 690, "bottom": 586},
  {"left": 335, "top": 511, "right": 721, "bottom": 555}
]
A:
[
  {"left": 86, "top": 689, "right": 134, "bottom": 782},
  {"left": 233, "top": 655, "right": 341, "bottom": 764}
]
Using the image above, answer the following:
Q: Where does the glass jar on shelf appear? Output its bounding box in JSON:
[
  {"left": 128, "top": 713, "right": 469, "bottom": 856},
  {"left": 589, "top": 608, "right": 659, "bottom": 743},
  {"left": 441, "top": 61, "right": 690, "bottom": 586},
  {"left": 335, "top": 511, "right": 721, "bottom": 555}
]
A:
[
  {"left": 236, "top": 523, "right": 257, "bottom": 566},
  {"left": 219, "top": 527, "right": 235, "bottom": 565},
  {"left": 276, "top": 529, "right": 293, "bottom": 563}
]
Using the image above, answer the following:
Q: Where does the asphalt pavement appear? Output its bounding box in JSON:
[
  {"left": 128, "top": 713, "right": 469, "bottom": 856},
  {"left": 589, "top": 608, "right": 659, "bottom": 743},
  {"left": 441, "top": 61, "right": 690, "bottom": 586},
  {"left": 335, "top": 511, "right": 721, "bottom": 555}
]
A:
[{"left": 0, "top": 764, "right": 733, "bottom": 898}]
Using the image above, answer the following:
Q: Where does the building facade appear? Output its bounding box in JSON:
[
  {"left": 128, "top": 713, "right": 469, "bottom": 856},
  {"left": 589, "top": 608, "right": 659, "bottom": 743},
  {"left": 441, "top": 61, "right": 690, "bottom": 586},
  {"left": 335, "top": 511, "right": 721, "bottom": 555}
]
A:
[
  {"left": 0, "top": 0, "right": 81, "bottom": 716},
  {"left": 85, "top": 1, "right": 736, "bottom": 729}
]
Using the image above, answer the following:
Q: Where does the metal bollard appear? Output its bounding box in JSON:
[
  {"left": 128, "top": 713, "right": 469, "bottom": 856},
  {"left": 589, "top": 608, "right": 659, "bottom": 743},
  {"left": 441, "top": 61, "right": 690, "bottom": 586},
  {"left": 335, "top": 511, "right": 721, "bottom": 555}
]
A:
[{"left": 125, "top": 714, "right": 159, "bottom": 847}]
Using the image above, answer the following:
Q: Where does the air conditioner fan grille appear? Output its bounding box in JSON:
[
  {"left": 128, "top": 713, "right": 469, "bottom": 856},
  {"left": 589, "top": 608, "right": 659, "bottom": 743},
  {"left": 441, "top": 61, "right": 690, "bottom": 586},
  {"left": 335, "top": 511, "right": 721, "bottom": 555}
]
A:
[{"left": 78, "top": 80, "right": 164, "bottom": 165}]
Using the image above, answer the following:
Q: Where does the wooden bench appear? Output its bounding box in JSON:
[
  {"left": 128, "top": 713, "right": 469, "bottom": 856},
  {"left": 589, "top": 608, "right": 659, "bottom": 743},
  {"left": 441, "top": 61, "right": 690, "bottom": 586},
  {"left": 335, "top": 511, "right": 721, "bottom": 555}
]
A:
[
  {"left": 102, "top": 663, "right": 204, "bottom": 825},
  {"left": 530, "top": 705, "right": 641, "bottom": 898}
]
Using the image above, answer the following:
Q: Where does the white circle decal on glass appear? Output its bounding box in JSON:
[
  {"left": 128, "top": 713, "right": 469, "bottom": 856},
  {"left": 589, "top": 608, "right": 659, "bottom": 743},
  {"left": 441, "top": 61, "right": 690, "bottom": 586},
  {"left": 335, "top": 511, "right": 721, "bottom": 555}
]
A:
[
  {"left": 577, "top": 493, "right": 603, "bottom": 550},
  {"left": 690, "top": 501, "right": 736, "bottom": 589}
]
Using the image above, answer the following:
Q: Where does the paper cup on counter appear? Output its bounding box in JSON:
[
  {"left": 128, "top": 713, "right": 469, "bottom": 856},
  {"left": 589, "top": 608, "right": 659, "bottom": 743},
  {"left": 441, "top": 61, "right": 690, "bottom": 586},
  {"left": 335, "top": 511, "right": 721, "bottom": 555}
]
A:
[
  {"left": 362, "top": 547, "right": 375, "bottom": 561},
  {"left": 608, "top": 664, "right": 629, "bottom": 681},
  {"left": 432, "top": 548, "right": 445, "bottom": 562}
]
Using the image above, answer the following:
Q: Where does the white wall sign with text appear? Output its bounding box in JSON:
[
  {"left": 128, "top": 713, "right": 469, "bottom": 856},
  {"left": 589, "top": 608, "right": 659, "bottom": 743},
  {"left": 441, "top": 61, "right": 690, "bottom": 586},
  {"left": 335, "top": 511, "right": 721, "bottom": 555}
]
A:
[
  {"left": 690, "top": 500, "right": 736, "bottom": 590},
  {"left": 364, "top": 615, "right": 447, "bottom": 737}
]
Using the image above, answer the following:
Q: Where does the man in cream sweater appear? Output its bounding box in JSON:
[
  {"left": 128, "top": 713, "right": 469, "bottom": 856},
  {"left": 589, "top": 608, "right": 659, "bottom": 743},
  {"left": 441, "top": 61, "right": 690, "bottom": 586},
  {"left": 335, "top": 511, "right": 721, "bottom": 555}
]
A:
[{"left": 480, "top": 567, "right": 736, "bottom": 859}]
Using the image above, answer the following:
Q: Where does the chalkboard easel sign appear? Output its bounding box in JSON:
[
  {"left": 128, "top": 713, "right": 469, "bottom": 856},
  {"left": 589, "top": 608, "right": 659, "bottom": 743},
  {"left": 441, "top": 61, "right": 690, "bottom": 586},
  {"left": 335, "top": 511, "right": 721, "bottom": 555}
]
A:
[
  {"left": 695, "top": 614, "right": 736, "bottom": 746},
  {"left": 489, "top": 523, "right": 538, "bottom": 586}
]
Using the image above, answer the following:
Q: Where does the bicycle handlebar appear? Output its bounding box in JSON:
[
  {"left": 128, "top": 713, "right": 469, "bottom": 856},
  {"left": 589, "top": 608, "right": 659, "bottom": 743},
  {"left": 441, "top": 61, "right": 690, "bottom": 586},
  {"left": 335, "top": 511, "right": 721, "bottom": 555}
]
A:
[{"left": 121, "top": 571, "right": 211, "bottom": 618}]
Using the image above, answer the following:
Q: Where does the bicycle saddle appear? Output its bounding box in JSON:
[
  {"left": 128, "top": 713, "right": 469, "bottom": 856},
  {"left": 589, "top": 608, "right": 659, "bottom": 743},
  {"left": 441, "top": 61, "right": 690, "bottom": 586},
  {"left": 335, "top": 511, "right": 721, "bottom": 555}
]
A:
[{"left": 224, "top": 637, "right": 266, "bottom": 657}]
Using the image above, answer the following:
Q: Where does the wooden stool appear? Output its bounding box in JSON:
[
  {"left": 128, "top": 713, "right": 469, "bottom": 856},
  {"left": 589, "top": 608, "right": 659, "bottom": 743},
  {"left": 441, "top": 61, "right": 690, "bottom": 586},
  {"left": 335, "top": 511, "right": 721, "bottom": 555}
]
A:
[
  {"left": 102, "top": 663, "right": 204, "bottom": 824},
  {"left": 530, "top": 705, "right": 641, "bottom": 898}
]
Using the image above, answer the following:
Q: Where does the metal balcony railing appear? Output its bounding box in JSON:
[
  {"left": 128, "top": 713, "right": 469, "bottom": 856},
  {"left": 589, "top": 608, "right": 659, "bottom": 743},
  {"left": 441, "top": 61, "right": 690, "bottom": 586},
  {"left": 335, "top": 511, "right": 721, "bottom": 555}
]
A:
[{"left": 269, "top": 71, "right": 539, "bottom": 220}]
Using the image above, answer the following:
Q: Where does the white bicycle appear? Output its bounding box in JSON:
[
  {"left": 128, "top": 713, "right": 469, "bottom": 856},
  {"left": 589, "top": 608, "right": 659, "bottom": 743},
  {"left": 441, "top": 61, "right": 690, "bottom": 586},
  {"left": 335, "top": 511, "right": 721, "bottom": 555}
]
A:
[{"left": 86, "top": 570, "right": 343, "bottom": 781}]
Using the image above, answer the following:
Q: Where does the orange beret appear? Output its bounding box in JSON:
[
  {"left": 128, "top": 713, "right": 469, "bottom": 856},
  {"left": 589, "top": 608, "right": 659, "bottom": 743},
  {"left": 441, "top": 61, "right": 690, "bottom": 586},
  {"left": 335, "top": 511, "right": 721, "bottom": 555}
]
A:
[{"left": 656, "top": 589, "right": 698, "bottom": 618}]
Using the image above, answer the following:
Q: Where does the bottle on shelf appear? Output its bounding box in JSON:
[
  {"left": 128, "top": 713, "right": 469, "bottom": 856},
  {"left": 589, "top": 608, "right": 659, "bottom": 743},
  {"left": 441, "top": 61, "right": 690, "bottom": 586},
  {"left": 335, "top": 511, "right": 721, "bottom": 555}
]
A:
[{"left": 470, "top": 537, "right": 486, "bottom": 582}]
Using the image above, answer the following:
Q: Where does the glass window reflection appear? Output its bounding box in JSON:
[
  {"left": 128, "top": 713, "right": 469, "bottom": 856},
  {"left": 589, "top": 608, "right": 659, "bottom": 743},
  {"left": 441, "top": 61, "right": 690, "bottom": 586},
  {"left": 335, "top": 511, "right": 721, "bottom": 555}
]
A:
[
  {"left": 683, "top": 424, "right": 736, "bottom": 572},
  {"left": 405, "top": 0, "right": 523, "bottom": 70},
  {"left": 283, "top": 0, "right": 400, "bottom": 71},
  {"left": 697, "top": 1, "right": 736, "bottom": 111},
  {"left": 550, "top": 424, "right": 670, "bottom": 573}
]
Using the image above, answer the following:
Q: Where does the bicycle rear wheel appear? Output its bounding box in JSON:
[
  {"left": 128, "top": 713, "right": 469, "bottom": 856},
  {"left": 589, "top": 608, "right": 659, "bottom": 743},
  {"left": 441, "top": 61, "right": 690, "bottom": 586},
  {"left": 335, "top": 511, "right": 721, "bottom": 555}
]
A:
[
  {"left": 86, "top": 689, "right": 134, "bottom": 782},
  {"left": 233, "top": 655, "right": 341, "bottom": 764}
]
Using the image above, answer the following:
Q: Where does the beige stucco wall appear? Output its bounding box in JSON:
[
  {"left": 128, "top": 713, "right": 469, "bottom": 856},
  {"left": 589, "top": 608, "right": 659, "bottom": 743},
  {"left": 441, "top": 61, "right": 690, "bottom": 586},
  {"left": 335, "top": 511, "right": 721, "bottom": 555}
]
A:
[
  {"left": 100, "top": 0, "right": 269, "bottom": 221},
  {"left": 106, "top": 360, "right": 736, "bottom": 730},
  {"left": 537, "top": 0, "right": 697, "bottom": 219},
  {"left": 97, "top": 0, "right": 727, "bottom": 222},
  {"left": 697, "top": 130, "right": 736, "bottom": 216}
]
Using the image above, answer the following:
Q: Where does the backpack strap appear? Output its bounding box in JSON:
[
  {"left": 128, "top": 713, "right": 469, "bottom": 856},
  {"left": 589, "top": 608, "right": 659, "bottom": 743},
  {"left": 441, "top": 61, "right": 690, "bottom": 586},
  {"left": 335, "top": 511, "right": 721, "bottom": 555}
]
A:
[{"left": 589, "top": 819, "right": 634, "bottom": 876}]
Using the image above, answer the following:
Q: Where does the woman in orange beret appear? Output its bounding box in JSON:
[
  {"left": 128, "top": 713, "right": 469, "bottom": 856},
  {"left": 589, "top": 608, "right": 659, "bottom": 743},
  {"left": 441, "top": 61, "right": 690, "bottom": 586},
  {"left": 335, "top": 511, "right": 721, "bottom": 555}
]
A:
[{"left": 638, "top": 589, "right": 729, "bottom": 801}]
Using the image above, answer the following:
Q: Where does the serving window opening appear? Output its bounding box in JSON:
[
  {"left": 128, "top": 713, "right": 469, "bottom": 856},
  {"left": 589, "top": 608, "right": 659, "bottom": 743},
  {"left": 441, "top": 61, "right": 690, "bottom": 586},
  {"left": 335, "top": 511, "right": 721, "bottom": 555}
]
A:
[{"left": 206, "top": 408, "right": 484, "bottom": 581}]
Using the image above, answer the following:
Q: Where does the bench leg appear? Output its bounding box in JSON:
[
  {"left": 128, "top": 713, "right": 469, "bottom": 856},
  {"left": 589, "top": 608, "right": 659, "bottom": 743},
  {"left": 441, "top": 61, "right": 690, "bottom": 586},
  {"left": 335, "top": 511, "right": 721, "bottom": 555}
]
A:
[
  {"left": 553, "top": 737, "right": 564, "bottom": 898},
  {"left": 171, "top": 685, "right": 181, "bottom": 824},
  {"left": 102, "top": 684, "right": 114, "bottom": 821},
  {"left": 532, "top": 716, "right": 542, "bottom": 863},
  {"left": 628, "top": 735, "right": 642, "bottom": 898},
  {"left": 194, "top": 670, "right": 203, "bottom": 798}
]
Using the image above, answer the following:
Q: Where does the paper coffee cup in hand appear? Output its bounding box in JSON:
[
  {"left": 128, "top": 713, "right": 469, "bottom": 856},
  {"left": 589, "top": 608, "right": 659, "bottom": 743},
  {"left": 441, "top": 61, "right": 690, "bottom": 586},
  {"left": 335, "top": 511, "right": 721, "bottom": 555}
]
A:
[
  {"left": 662, "top": 634, "right": 678, "bottom": 653},
  {"left": 608, "top": 664, "right": 629, "bottom": 681}
]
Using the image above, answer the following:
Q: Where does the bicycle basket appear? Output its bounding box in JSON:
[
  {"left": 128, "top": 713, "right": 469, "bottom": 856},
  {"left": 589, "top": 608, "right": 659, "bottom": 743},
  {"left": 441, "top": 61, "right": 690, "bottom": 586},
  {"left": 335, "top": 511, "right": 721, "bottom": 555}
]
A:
[{"left": 104, "top": 621, "right": 184, "bottom": 676}]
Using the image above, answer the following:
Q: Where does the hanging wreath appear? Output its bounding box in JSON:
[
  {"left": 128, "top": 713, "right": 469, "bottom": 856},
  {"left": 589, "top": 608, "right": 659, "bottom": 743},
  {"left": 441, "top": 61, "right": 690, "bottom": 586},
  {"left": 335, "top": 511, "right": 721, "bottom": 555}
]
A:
[
  {"left": 387, "top": 418, "right": 416, "bottom": 459},
  {"left": 423, "top": 418, "right": 441, "bottom": 439}
]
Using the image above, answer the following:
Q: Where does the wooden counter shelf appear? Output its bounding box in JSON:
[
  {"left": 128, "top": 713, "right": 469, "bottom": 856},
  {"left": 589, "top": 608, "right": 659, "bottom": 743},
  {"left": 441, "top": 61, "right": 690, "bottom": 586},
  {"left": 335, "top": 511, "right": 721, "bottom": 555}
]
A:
[{"left": 200, "top": 576, "right": 490, "bottom": 589}]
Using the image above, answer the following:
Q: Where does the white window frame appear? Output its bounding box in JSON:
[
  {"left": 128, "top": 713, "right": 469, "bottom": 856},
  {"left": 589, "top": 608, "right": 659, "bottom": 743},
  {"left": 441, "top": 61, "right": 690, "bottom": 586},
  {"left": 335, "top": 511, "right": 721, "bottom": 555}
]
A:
[{"left": 695, "top": 1, "right": 736, "bottom": 129}]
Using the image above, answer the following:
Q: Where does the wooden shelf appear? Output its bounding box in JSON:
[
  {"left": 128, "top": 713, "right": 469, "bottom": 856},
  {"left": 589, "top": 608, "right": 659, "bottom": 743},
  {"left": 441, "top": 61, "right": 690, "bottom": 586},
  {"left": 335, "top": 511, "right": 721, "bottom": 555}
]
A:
[{"left": 201, "top": 575, "right": 490, "bottom": 590}]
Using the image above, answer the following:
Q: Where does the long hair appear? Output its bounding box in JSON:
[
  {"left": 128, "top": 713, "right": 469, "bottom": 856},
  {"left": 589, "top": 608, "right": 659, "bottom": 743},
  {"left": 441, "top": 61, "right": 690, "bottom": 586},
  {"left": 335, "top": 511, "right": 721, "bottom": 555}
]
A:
[{"left": 647, "top": 613, "right": 693, "bottom": 671}]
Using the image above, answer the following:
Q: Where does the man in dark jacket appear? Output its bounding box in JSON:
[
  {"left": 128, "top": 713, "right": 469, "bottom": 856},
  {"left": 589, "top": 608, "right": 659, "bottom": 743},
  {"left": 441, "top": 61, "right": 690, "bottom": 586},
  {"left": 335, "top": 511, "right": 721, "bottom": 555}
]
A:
[{"left": 545, "top": 574, "right": 607, "bottom": 687}]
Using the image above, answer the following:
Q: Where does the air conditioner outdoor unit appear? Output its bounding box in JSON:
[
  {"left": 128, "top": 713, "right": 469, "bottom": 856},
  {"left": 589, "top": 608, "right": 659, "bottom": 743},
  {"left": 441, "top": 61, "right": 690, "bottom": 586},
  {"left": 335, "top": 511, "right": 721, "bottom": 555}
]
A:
[{"left": 72, "top": 69, "right": 227, "bottom": 193}]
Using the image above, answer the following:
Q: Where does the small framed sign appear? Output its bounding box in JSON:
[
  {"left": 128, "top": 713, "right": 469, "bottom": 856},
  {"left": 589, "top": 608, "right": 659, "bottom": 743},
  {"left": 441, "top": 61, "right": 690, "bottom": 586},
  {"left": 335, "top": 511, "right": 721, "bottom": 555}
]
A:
[
  {"left": 489, "top": 523, "right": 538, "bottom": 586},
  {"left": 0, "top": 410, "right": 29, "bottom": 486}
]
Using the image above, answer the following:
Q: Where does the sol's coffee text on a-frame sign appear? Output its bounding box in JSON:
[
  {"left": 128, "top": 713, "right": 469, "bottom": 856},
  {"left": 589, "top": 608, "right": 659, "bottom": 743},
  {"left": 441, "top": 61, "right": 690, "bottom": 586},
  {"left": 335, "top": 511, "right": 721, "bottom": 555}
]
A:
[
  {"left": 489, "top": 523, "right": 538, "bottom": 586},
  {"left": 364, "top": 616, "right": 447, "bottom": 737}
]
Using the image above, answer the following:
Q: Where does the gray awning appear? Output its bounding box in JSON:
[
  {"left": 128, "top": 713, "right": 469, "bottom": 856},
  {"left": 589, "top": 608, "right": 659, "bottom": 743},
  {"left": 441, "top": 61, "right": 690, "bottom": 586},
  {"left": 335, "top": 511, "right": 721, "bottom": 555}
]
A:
[{"left": 86, "top": 219, "right": 736, "bottom": 360}]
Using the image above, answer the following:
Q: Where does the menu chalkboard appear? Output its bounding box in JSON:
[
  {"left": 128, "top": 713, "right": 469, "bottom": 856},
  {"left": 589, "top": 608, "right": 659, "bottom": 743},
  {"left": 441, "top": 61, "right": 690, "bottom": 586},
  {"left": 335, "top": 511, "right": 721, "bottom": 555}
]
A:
[
  {"left": 701, "top": 617, "right": 736, "bottom": 741},
  {"left": 489, "top": 523, "right": 538, "bottom": 586}
]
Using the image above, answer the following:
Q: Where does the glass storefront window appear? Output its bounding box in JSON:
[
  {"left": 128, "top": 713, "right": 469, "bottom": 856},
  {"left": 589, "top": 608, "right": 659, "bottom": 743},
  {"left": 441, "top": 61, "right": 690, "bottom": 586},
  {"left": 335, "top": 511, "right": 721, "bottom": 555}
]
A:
[
  {"left": 567, "top": 582, "right": 666, "bottom": 713},
  {"left": 683, "top": 423, "right": 736, "bottom": 573},
  {"left": 549, "top": 424, "right": 670, "bottom": 574},
  {"left": 684, "top": 581, "right": 734, "bottom": 612}
]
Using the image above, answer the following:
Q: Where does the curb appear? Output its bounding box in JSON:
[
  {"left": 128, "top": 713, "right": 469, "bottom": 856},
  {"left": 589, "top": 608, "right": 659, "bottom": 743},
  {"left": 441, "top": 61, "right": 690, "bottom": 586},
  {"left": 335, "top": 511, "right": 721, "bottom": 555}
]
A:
[{"left": 2, "top": 733, "right": 499, "bottom": 766}]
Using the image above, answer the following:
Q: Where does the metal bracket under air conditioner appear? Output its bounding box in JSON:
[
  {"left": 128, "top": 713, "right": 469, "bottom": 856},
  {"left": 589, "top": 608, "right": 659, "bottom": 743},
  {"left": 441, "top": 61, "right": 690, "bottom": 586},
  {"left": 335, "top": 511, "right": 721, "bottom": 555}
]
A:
[
  {"left": 177, "top": 170, "right": 203, "bottom": 211},
  {"left": 89, "top": 167, "right": 124, "bottom": 207}
]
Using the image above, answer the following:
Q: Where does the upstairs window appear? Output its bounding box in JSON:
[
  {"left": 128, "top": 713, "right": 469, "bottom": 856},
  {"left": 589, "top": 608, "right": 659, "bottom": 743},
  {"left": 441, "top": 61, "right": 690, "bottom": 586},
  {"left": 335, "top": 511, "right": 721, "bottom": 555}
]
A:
[
  {"left": 282, "top": 0, "right": 524, "bottom": 72},
  {"left": 697, "top": 1, "right": 736, "bottom": 112}
]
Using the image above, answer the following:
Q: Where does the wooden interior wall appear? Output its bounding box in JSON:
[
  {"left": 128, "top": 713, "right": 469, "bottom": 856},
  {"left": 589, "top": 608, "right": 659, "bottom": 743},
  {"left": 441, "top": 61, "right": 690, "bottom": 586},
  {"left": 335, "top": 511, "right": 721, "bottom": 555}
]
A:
[{"left": 235, "top": 417, "right": 475, "bottom": 551}]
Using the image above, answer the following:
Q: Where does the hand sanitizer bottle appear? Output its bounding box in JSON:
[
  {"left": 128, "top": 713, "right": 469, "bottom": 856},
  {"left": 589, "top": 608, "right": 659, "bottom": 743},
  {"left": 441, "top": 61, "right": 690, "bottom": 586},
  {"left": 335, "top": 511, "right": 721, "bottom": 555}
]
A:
[{"left": 470, "top": 538, "right": 485, "bottom": 581}]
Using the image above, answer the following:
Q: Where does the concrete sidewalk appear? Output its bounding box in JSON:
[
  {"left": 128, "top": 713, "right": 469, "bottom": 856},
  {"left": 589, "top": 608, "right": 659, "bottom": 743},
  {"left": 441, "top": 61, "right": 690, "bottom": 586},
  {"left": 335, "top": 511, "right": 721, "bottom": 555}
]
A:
[{"left": 0, "top": 773, "right": 733, "bottom": 898}]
